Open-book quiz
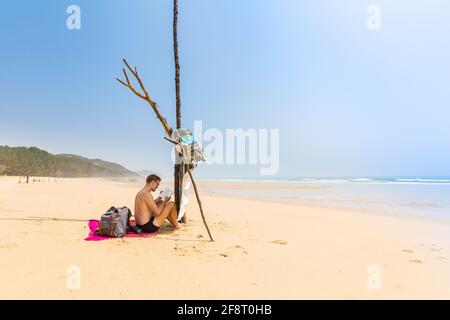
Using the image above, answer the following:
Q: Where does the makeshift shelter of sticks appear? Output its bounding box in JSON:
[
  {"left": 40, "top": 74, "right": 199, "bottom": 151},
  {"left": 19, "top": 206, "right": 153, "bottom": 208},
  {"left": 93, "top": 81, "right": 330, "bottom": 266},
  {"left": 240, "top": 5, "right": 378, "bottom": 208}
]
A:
[{"left": 115, "top": 1, "right": 213, "bottom": 242}]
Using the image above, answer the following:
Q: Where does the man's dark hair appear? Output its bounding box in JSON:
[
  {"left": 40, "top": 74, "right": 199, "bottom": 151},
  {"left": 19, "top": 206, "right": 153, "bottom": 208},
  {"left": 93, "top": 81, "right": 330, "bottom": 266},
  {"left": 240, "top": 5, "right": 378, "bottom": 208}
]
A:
[{"left": 146, "top": 174, "right": 161, "bottom": 184}]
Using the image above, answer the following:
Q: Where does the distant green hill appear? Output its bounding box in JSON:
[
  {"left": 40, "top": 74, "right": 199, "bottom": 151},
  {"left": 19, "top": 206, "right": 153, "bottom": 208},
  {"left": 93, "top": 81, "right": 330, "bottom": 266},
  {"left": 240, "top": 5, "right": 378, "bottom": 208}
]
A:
[{"left": 0, "top": 146, "right": 139, "bottom": 178}]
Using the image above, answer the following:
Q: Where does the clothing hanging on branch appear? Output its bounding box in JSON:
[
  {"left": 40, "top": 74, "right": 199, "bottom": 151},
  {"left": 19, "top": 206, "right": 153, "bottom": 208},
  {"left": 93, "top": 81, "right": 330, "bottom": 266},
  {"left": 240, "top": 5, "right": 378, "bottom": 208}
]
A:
[{"left": 171, "top": 128, "right": 205, "bottom": 222}]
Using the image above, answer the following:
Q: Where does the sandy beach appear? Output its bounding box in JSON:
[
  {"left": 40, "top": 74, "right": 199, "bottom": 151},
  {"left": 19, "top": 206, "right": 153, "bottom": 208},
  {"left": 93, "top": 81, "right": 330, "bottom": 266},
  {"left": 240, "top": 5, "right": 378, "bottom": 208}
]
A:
[{"left": 0, "top": 176, "right": 449, "bottom": 299}]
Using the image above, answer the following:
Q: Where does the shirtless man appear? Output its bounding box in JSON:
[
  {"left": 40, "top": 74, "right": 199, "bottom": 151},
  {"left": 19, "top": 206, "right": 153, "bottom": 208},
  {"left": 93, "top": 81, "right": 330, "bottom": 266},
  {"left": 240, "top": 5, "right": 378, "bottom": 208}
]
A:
[{"left": 134, "top": 174, "right": 181, "bottom": 233}]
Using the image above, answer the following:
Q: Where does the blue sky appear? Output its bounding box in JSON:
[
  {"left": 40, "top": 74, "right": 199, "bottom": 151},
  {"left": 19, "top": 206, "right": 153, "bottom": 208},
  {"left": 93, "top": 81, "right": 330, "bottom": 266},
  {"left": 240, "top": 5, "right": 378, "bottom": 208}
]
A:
[{"left": 1, "top": 0, "right": 449, "bottom": 179}]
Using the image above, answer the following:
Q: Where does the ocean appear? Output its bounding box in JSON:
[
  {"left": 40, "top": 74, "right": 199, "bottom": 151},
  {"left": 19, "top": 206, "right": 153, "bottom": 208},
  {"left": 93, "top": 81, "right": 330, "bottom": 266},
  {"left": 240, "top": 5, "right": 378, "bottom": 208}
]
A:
[{"left": 201, "top": 177, "right": 450, "bottom": 219}]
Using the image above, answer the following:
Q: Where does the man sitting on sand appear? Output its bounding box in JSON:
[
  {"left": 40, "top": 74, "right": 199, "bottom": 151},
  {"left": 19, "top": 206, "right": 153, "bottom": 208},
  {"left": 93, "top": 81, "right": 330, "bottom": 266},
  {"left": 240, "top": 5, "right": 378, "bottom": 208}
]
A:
[{"left": 134, "top": 174, "right": 181, "bottom": 232}]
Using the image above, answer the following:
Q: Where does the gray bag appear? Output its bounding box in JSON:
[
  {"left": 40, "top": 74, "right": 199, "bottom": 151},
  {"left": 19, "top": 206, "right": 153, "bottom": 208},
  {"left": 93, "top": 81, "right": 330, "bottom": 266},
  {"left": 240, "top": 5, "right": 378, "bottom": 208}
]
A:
[{"left": 97, "top": 206, "right": 131, "bottom": 238}]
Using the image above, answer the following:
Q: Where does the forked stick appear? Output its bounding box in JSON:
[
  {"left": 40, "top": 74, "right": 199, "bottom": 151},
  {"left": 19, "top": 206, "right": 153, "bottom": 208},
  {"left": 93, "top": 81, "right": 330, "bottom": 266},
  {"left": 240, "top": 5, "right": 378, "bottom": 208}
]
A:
[{"left": 116, "top": 59, "right": 173, "bottom": 136}]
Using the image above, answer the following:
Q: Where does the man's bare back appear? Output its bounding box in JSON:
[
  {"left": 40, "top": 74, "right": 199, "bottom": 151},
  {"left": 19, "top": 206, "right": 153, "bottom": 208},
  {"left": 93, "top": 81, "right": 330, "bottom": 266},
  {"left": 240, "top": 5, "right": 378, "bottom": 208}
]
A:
[{"left": 134, "top": 189, "right": 163, "bottom": 225}]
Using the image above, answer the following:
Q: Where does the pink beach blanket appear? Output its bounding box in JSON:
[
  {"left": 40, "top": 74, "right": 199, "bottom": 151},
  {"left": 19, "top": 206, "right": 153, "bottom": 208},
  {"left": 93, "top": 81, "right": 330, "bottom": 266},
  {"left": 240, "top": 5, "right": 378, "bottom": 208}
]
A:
[{"left": 84, "top": 219, "right": 159, "bottom": 241}]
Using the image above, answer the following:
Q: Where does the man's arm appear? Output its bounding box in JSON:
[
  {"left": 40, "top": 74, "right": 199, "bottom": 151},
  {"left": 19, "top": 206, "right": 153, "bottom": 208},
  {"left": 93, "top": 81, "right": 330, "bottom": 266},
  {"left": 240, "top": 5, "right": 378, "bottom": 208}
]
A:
[
  {"left": 155, "top": 196, "right": 163, "bottom": 206},
  {"left": 143, "top": 193, "right": 166, "bottom": 216}
]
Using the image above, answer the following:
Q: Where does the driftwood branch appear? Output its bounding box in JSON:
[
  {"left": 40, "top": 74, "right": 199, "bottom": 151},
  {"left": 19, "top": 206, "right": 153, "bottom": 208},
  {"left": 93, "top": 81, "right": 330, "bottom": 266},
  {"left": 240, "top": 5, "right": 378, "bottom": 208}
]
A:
[
  {"left": 164, "top": 137, "right": 179, "bottom": 145},
  {"left": 116, "top": 59, "right": 173, "bottom": 136},
  {"left": 187, "top": 169, "right": 214, "bottom": 242},
  {"left": 122, "top": 68, "right": 131, "bottom": 86}
]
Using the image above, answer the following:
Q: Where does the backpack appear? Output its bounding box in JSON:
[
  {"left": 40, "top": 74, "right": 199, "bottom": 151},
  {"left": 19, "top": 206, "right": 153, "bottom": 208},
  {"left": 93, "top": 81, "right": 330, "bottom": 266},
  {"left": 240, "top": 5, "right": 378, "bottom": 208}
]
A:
[{"left": 97, "top": 206, "right": 132, "bottom": 238}]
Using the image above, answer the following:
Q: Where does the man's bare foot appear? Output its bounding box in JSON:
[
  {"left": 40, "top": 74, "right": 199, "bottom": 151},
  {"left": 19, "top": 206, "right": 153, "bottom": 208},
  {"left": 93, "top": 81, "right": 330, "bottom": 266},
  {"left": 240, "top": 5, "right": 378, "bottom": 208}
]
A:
[{"left": 172, "top": 223, "right": 183, "bottom": 231}]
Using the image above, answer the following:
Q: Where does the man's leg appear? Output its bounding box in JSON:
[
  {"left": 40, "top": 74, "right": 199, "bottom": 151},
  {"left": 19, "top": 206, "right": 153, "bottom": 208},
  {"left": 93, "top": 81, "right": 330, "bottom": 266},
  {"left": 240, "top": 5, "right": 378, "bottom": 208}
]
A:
[
  {"left": 165, "top": 202, "right": 180, "bottom": 229},
  {"left": 153, "top": 201, "right": 181, "bottom": 230}
]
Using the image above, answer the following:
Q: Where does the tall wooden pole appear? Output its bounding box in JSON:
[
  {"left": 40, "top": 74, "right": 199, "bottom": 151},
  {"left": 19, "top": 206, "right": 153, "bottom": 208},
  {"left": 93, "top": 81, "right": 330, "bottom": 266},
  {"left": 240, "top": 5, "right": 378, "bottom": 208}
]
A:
[
  {"left": 173, "top": 0, "right": 181, "bottom": 128},
  {"left": 173, "top": 0, "right": 186, "bottom": 223}
]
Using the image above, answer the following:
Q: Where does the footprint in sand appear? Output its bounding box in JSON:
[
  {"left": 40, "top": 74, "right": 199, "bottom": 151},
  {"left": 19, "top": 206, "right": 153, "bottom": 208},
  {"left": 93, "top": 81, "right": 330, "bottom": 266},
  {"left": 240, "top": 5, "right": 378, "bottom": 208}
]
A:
[
  {"left": 0, "top": 243, "right": 17, "bottom": 249},
  {"left": 173, "top": 245, "right": 188, "bottom": 256},
  {"left": 408, "top": 259, "right": 423, "bottom": 264},
  {"left": 402, "top": 249, "right": 414, "bottom": 254},
  {"left": 219, "top": 253, "right": 228, "bottom": 258},
  {"left": 191, "top": 245, "right": 201, "bottom": 254},
  {"left": 232, "top": 245, "right": 248, "bottom": 255},
  {"left": 271, "top": 240, "right": 288, "bottom": 245},
  {"left": 215, "top": 221, "right": 230, "bottom": 230},
  {"left": 112, "top": 239, "right": 129, "bottom": 246},
  {"left": 429, "top": 248, "right": 440, "bottom": 252}
]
